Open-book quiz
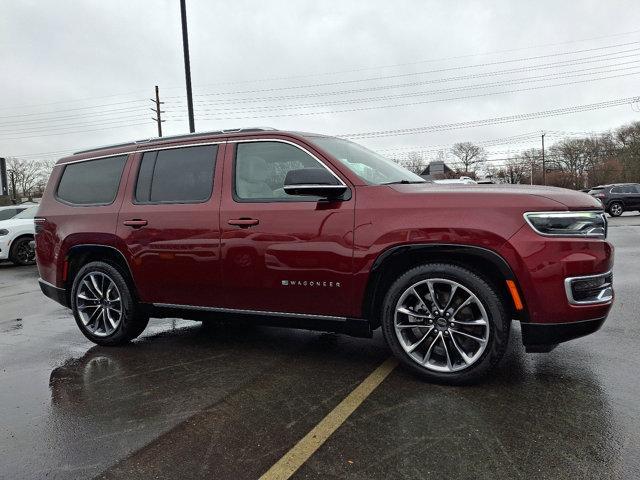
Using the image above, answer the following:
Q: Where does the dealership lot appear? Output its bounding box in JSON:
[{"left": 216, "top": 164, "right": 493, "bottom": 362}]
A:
[{"left": 0, "top": 217, "right": 638, "bottom": 480}]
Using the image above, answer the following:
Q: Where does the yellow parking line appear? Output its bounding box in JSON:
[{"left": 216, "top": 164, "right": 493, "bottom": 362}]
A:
[{"left": 259, "top": 357, "right": 399, "bottom": 480}]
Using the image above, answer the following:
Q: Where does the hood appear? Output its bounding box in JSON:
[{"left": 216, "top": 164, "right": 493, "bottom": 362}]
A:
[
  {"left": 0, "top": 218, "right": 35, "bottom": 230},
  {"left": 387, "top": 183, "right": 603, "bottom": 210}
]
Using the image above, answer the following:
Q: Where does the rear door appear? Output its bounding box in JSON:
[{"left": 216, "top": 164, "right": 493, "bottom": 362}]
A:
[
  {"left": 116, "top": 142, "right": 225, "bottom": 307},
  {"left": 219, "top": 138, "right": 356, "bottom": 317}
]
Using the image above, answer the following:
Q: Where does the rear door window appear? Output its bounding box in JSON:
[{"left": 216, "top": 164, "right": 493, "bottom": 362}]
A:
[
  {"left": 135, "top": 145, "right": 218, "bottom": 204},
  {"left": 56, "top": 155, "right": 127, "bottom": 205}
]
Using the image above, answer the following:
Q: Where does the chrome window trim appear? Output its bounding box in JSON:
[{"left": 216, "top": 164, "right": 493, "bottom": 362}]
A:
[
  {"left": 152, "top": 303, "right": 347, "bottom": 321},
  {"left": 283, "top": 185, "right": 347, "bottom": 190},
  {"left": 229, "top": 138, "right": 348, "bottom": 187},
  {"left": 564, "top": 270, "right": 613, "bottom": 305},
  {"left": 53, "top": 140, "right": 227, "bottom": 167},
  {"left": 523, "top": 211, "right": 607, "bottom": 238}
]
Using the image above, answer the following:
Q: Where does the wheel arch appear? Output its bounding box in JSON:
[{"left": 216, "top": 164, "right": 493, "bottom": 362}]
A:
[
  {"left": 9, "top": 232, "right": 34, "bottom": 248},
  {"left": 64, "top": 244, "right": 138, "bottom": 303},
  {"left": 362, "top": 243, "right": 528, "bottom": 327}
]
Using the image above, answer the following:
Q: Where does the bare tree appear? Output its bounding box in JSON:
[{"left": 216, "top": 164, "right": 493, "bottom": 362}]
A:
[
  {"left": 6, "top": 157, "right": 53, "bottom": 201},
  {"left": 450, "top": 142, "right": 486, "bottom": 174},
  {"left": 400, "top": 151, "right": 428, "bottom": 175}
]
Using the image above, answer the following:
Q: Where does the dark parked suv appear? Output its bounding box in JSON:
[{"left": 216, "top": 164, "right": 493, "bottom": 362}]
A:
[
  {"left": 35, "top": 128, "right": 614, "bottom": 383},
  {"left": 588, "top": 183, "right": 640, "bottom": 217}
]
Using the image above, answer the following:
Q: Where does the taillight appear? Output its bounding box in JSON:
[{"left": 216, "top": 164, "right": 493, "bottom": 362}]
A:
[
  {"left": 34, "top": 217, "right": 46, "bottom": 234},
  {"left": 595, "top": 193, "right": 605, "bottom": 199}
]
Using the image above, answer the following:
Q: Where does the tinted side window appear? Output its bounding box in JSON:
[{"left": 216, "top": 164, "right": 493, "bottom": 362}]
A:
[
  {"left": 234, "top": 141, "right": 334, "bottom": 201},
  {"left": 135, "top": 145, "right": 217, "bottom": 204},
  {"left": 57, "top": 155, "right": 127, "bottom": 205},
  {"left": 610, "top": 186, "right": 623, "bottom": 194},
  {"left": 0, "top": 209, "right": 19, "bottom": 220}
]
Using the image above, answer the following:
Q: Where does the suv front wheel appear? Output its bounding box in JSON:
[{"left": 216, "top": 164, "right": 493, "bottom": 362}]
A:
[
  {"left": 381, "top": 263, "right": 510, "bottom": 384},
  {"left": 70, "top": 261, "right": 149, "bottom": 346}
]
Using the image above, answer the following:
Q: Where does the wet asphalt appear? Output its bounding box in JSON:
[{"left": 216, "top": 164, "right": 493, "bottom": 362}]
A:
[{"left": 1, "top": 217, "right": 639, "bottom": 480}]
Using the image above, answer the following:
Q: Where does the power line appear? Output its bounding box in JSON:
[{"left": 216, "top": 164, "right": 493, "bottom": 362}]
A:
[
  {"left": 176, "top": 28, "right": 640, "bottom": 88},
  {"left": 168, "top": 48, "right": 640, "bottom": 106},
  {"left": 165, "top": 40, "right": 640, "bottom": 99},
  {"left": 186, "top": 61, "right": 640, "bottom": 114},
  {"left": 172, "top": 70, "right": 640, "bottom": 121},
  {"left": 339, "top": 96, "right": 640, "bottom": 139}
]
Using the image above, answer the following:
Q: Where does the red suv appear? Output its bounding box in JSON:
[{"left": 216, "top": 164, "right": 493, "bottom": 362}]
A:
[{"left": 35, "top": 128, "right": 614, "bottom": 383}]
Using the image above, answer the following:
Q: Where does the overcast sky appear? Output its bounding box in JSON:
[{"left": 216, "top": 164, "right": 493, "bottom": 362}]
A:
[{"left": 1, "top": 0, "right": 639, "bottom": 164}]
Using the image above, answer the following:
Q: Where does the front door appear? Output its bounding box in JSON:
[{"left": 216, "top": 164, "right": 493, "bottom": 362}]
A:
[
  {"left": 219, "top": 139, "right": 356, "bottom": 317},
  {"left": 117, "top": 142, "right": 225, "bottom": 307}
]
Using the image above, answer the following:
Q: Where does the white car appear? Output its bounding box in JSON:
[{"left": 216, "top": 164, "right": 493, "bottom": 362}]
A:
[{"left": 0, "top": 205, "right": 39, "bottom": 265}]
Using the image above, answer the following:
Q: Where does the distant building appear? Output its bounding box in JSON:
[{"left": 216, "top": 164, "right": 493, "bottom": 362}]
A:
[{"left": 420, "top": 160, "right": 453, "bottom": 180}]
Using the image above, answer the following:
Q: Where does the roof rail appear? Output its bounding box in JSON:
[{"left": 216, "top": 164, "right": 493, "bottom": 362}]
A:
[{"left": 73, "top": 127, "right": 278, "bottom": 155}]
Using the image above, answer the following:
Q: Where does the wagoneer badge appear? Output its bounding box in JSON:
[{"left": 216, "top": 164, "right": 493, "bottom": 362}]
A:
[{"left": 282, "top": 280, "right": 341, "bottom": 288}]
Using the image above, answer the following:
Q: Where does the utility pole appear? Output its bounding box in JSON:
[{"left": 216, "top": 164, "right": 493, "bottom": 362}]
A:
[
  {"left": 150, "top": 85, "right": 165, "bottom": 137},
  {"left": 180, "top": 0, "right": 195, "bottom": 133},
  {"left": 530, "top": 161, "right": 534, "bottom": 185},
  {"left": 10, "top": 170, "right": 17, "bottom": 204},
  {"left": 541, "top": 132, "right": 546, "bottom": 186}
]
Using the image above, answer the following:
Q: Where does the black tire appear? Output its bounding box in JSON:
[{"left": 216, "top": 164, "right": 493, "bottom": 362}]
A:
[
  {"left": 9, "top": 236, "right": 36, "bottom": 266},
  {"left": 381, "top": 263, "right": 510, "bottom": 384},
  {"left": 70, "top": 261, "right": 149, "bottom": 346},
  {"left": 608, "top": 202, "right": 623, "bottom": 217}
]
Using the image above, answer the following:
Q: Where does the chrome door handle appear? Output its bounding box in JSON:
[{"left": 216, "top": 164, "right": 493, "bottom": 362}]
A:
[
  {"left": 123, "top": 219, "right": 148, "bottom": 228},
  {"left": 228, "top": 218, "right": 259, "bottom": 228}
]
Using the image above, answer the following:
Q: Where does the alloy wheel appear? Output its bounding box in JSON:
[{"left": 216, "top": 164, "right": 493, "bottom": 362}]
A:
[
  {"left": 15, "top": 240, "right": 35, "bottom": 264},
  {"left": 76, "top": 272, "right": 123, "bottom": 337},
  {"left": 610, "top": 203, "right": 623, "bottom": 216},
  {"left": 394, "top": 278, "right": 490, "bottom": 373}
]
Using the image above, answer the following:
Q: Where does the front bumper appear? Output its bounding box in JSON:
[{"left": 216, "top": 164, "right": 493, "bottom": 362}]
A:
[
  {"left": 0, "top": 237, "right": 10, "bottom": 260},
  {"left": 521, "top": 317, "right": 606, "bottom": 352},
  {"left": 500, "top": 223, "right": 614, "bottom": 350},
  {"left": 38, "top": 278, "right": 69, "bottom": 307}
]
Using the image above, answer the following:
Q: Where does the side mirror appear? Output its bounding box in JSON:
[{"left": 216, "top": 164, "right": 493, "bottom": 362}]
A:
[{"left": 283, "top": 168, "right": 347, "bottom": 199}]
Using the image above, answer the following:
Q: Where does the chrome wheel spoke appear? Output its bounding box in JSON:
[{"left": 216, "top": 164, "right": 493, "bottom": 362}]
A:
[
  {"left": 441, "top": 335, "right": 453, "bottom": 370},
  {"left": 450, "top": 328, "right": 487, "bottom": 344},
  {"left": 450, "top": 295, "right": 473, "bottom": 319},
  {"left": 396, "top": 306, "right": 429, "bottom": 318},
  {"left": 451, "top": 317, "right": 487, "bottom": 326},
  {"left": 423, "top": 332, "right": 440, "bottom": 366},
  {"left": 449, "top": 333, "right": 472, "bottom": 365},
  {"left": 406, "top": 327, "right": 434, "bottom": 353},
  {"left": 410, "top": 287, "right": 428, "bottom": 311},
  {"left": 443, "top": 285, "right": 458, "bottom": 312},
  {"left": 89, "top": 275, "right": 103, "bottom": 297},
  {"left": 426, "top": 281, "right": 440, "bottom": 310}
]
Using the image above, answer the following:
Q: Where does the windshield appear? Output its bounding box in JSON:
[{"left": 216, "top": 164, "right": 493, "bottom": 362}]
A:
[
  {"left": 14, "top": 206, "right": 38, "bottom": 219},
  {"left": 306, "top": 136, "right": 425, "bottom": 185}
]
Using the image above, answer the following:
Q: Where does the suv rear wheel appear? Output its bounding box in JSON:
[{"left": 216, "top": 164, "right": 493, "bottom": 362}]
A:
[
  {"left": 9, "top": 236, "right": 36, "bottom": 266},
  {"left": 608, "top": 202, "right": 623, "bottom": 217},
  {"left": 70, "top": 261, "right": 149, "bottom": 346},
  {"left": 381, "top": 263, "right": 510, "bottom": 384}
]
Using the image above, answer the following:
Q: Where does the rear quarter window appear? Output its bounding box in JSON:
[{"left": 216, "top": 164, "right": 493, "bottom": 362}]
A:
[{"left": 56, "top": 155, "right": 128, "bottom": 205}]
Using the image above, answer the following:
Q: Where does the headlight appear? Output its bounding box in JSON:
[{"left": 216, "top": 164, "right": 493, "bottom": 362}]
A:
[
  {"left": 0, "top": 229, "right": 9, "bottom": 236},
  {"left": 524, "top": 211, "right": 607, "bottom": 239}
]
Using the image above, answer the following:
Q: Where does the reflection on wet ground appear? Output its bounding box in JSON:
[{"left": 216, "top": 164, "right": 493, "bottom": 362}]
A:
[{"left": 1, "top": 226, "right": 639, "bottom": 479}]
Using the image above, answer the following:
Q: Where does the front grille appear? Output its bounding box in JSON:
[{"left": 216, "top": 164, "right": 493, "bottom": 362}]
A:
[{"left": 565, "top": 271, "right": 613, "bottom": 305}]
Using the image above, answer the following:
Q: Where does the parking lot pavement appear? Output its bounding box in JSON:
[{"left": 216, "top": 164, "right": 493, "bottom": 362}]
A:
[{"left": 1, "top": 228, "right": 639, "bottom": 480}]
